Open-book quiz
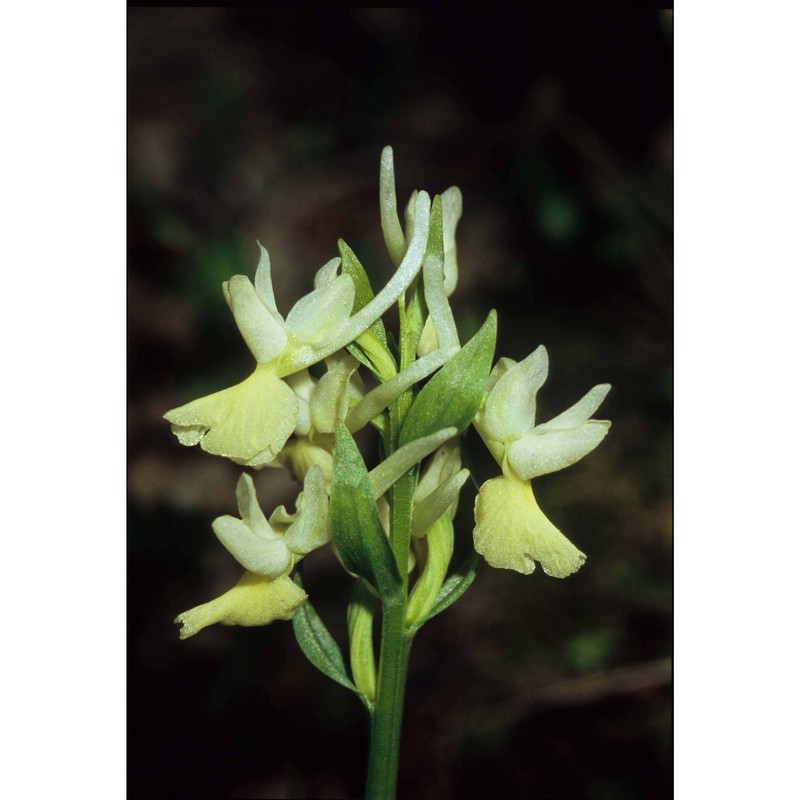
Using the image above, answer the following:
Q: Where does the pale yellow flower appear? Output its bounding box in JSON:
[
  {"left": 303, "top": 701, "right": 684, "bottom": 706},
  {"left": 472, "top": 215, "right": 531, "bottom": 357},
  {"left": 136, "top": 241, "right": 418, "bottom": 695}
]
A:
[
  {"left": 175, "top": 467, "right": 328, "bottom": 638},
  {"left": 165, "top": 190, "right": 432, "bottom": 466},
  {"left": 473, "top": 346, "right": 610, "bottom": 577}
]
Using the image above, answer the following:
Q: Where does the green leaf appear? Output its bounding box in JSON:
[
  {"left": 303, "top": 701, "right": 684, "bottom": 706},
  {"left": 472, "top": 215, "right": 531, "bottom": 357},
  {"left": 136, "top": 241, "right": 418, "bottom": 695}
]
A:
[
  {"left": 338, "top": 239, "right": 388, "bottom": 346},
  {"left": 417, "top": 550, "right": 482, "bottom": 629},
  {"left": 331, "top": 424, "right": 403, "bottom": 604},
  {"left": 399, "top": 310, "right": 497, "bottom": 446},
  {"left": 292, "top": 573, "right": 360, "bottom": 695}
]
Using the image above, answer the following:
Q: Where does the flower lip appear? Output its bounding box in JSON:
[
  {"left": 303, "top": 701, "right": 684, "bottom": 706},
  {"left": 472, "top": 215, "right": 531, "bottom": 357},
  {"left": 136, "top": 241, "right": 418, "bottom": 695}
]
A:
[{"left": 473, "top": 475, "right": 586, "bottom": 577}]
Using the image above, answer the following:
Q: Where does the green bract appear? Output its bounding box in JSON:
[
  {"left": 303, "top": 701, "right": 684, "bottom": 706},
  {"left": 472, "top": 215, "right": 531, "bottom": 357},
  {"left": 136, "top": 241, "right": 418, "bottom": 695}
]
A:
[{"left": 331, "top": 424, "right": 403, "bottom": 604}]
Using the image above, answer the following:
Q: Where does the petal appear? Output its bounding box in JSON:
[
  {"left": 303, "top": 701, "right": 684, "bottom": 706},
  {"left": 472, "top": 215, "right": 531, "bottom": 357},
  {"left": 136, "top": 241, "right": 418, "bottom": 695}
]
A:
[
  {"left": 285, "top": 370, "right": 315, "bottom": 437},
  {"left": 478, "top": 346, "right": 548, "bottom": 443},
  {"left": 284, "top": 466, "right": 331, "bottom": 555},
  {"left": 227, "top": 274, "right": 288, "bottom": 363},
  {"left": 403, "top": 189, "right": 418, "bottom": 246},
  {"left": 234, "top": 473, "right": 275, "bottom": 539},
  {"left": 275, "top": 439, "right": 334, "bottom": 487},
  {"left": 535, "top": 383, "right": 611, "bottom": 433},
  {"left": 313, "top": 256, "right": 342, "bottom": 287},
  {"left": 416, "top": 315, "right": 438, "bottom": 358},
  {"left": 174, "top": 573, "right": 307, "bottom": 639},
  {"left": 507, "top": 421, "right": 611, "bottom": 479},
  {"left": 473, "top": 476, "right": 586, "bottom": 577},
  {"left": 380, "top": 146, "right": 407, "bottom": 266},
  {"left": 164, "top": 366, "right": 298, "bottom": 465},
  {"left": 310, "top": 355, "right": 360, "bottom": 434},
  {"left": 486, "top": 357, "right": 517, "bottom": 392},
  {"left": 440, "top": 186, "right": 462, "bottom": 296},
  {"left": 416, "top": 441, "right": 462, "bottom": 503},
  {"left": 212, "top": 515, "right": 292, "bottom": 577},
  {"left": 254, "top": 242, "right": 282, "bottom": 320},
  {"left": 422, "top": 253, "right": 459, "bottom": 351},
  {"left": 411, "top": 468, "right": 469, "bottom": 537},
  {"left": 285, "top": 273, "right": 355, "bottom": 348}
]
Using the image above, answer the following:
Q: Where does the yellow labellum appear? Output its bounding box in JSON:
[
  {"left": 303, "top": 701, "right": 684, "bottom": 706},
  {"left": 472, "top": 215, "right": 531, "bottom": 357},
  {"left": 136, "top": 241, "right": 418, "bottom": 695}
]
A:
[
  {"left": 164, "top": 365, "right": 298, "bottom": 467},
  {"left": 174, "top": 572, "right": 308, "bottom": 639},
  {"left": 473, "top": 475, "right": 586, "bottom": 578}
]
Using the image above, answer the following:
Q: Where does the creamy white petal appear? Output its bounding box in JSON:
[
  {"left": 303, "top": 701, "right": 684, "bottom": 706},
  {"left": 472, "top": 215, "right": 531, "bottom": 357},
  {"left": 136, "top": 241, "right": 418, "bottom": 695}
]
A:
[
  {"left": 285, "top": 273, "right": 355, "bottom": 348},
  {"left": 416, "top": 441, "right": 462, "bottom": 503},
  {"left": 285, "top": 370, "right": 315, "bottom": 437},
  {"left": 423, "top": 253, "right": 459, "bottom": 351},
  {"left": 212, "top": 515, "right": 292, "bottom": 578},
  {"left": 284, "top": 466, "right": 331, "bottom": 555},
  {"left": 416, "top": 315, "right": 438, "bottom": 358},
  {"left": 313, "top": 256, "right": 342, "bottom": 288},
  {"left": 310, "top": 355, "right": 360, "bottom": 434},
  {"left": 412, "top": 468, "right": 469, "bottom": 537},
  {"left": 234, "top": 473, "right": 276, "bottom": 540},
  {"left": 440, "top": 186, "right": 462, "bottom": 296},
  {"left": 486, "top": 357, "right": 517, "bottom": 392},
  {"left": 403, "top": 189, "right": 418, "bottom": 249},
  {"left": 479, "top": 346, "right": 549, "bottom": 443},
  {"left": 380, "top": 146, "right": 407, "bottom": 267},
  {"left": 473, "top": 476, "right": 586, "bottom": 577},
  {"left": 227, "top": 275, "right": 288, "bottom": 364},
  {"left": 254, "top": 242, "right": 281, "bottom": 319},
  {"left": 535, "top": 384, "right": 612, "bottom": 433},
  {"left": 507, "top": 421, "right": 611, "bottom": 480}
]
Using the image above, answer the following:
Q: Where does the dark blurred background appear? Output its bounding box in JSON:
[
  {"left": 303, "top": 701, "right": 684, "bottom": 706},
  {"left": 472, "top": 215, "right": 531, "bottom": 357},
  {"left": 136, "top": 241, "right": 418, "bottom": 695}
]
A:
[{"left": 128, "top": 8, "right": 672, "bottom": 799}]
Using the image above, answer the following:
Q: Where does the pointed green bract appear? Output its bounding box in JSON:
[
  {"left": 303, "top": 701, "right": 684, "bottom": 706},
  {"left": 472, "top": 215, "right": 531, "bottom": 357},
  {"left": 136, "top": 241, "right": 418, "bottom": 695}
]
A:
[
  {"left": 331, "top": 424, "right": 403, "bottom": 604},
  {"left": 411, "top": 550, "right": 482, "bottom": 631},
  {"left": 338, "top": 239, "right": 388, "bottom": 346},
  {"left": 400, "top": 310, "right": 497, "bottom": 446},
  {"left": 292, "top": 574, "right": 362, "bottom": 697}
]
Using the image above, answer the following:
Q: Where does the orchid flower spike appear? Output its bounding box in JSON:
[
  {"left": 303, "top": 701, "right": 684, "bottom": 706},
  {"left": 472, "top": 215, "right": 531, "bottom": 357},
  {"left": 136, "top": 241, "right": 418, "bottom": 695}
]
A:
[
  {"left": 164, "top": 189, "right": 432, "bottom": 467},
  {"left": 174, "top": 468, "right": 329, "bottom": 639},
  {"left": 472, "top": 346, "right": 611, "bottom": 578}
]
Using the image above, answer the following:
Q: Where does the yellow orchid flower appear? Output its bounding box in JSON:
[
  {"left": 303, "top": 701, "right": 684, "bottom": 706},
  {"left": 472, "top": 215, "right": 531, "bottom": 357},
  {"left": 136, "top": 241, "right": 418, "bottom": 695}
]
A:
[
  {"left": 473, "top": 346, "right": 611, "bottom": 577},
  {"left": 165, "top": 189, "right": 433, "bottom": 467},
  {"left": 175, "top": 467, "right": 329, "bottom": 638}
]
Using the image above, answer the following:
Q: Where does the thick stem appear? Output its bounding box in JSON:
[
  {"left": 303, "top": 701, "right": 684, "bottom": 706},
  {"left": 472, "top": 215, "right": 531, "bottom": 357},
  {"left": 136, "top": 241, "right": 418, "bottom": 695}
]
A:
[{"left": 365, "top": 599, "right": 412, "bottom": 799}]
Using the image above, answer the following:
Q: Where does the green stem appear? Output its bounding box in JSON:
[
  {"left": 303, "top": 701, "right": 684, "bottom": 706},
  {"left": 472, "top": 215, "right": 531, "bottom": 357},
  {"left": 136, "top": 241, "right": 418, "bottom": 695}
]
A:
[
  {"left": 365, "top": 598, "right": 412, "bottom": 799},
  {"left": 364, "top": 293, "right": 423, "bottom": 798}
]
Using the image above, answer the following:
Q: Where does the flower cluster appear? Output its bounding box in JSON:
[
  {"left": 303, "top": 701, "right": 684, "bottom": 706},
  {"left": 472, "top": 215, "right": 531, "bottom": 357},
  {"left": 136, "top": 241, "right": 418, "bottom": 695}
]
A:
[{"left": 166, "top": 146, "right": 611, "bottom": 641}]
